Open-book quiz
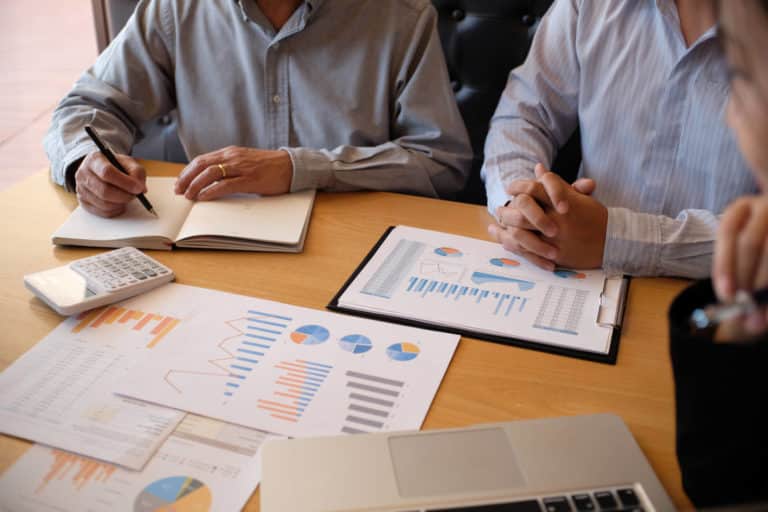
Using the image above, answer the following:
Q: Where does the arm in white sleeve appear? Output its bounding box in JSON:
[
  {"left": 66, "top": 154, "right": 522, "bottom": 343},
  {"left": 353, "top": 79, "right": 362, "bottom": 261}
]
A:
[
  {"left": 604, "top": 207, "right": 720, "bottom": 278},
  {"left": 44, "top": 0, "right": 176, "bottom": 189},
  {"left": 482, "top": 0, "right": 581, "bottom": 214},
  {"left": 284, "top": 5, "right": 472, "bottom": 199}
]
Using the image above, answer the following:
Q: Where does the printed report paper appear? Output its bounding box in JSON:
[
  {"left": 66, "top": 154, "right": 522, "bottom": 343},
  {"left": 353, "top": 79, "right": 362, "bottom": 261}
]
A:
[{"left": 113, "top": 283, "right": 459, "bottom": 438}]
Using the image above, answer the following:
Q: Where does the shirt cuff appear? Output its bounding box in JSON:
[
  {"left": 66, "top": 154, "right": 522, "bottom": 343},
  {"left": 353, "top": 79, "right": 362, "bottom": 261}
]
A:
[
  {"left": 281, "top": 147, "right": 334, "bottom": 192},
  {"left": 603, "top": 207, "right": 662, "bottom": 276},
  {"left": 57, "top": 142, "right": 98, "bottom": 191}
]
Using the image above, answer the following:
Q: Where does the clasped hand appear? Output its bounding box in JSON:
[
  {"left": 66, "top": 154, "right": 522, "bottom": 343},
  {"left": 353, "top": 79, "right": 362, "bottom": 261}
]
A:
[{"left": 488, "top": 164, "right": 608, "bottom": 271}]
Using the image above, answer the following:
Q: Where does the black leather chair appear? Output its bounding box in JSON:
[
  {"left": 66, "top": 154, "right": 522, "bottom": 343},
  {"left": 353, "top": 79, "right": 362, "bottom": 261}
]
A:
[{"left": 433, "top": 0, "right": 581, "bottom": 204}]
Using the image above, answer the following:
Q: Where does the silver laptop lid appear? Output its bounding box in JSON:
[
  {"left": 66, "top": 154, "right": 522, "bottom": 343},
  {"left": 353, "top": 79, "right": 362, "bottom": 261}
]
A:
[{"left": 261, "top": 414, "right": 675, "bottom": 512}]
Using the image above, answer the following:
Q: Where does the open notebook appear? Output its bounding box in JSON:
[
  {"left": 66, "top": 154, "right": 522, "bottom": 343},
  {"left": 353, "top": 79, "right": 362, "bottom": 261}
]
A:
[
  {"left": 329, "top": 226, "right": 629, "bottom": 364},
  {"left": 52, "top": 177, "right": 315, "bottom": 252}
]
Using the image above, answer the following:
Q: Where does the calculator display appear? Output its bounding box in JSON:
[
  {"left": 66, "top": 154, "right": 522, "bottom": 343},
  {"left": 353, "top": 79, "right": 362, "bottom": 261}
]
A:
[{"left": 25, "top": 266, "right": 98, "bottom": 307}]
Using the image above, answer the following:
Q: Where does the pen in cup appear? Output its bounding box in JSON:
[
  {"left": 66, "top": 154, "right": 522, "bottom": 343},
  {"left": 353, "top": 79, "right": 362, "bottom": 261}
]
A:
[{"left": 84, "top": 125, "right": 158, "bottom": 218}]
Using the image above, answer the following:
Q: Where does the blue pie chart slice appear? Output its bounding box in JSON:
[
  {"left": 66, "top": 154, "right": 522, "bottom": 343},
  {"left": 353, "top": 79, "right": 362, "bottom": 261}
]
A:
[
  {"left": 290, "top": 325, "right": 330, "bottom": 345},
  {"left": 387, "top": 342, "right": 420, "bottom": 361},
  {"left": 339, "top": 334, "right": 373, "bottom": 354}
]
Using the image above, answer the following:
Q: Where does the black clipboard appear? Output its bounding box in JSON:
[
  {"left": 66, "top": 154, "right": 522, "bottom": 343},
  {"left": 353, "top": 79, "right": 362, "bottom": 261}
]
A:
[{"left": 327, "top": 226, "right": 628, "bottom": 365}]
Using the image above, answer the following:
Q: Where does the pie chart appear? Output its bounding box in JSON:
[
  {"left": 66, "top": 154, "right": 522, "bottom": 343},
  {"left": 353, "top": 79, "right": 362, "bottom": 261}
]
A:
[
  {"left": 387, "top": 342, "right": 420, "bottom": 362},
  {"left": 434, "top": 247, "right": 462, "bottom": 257},
  {"left": 553, "top": 269, "right": 587, "bottom": 279},
  {"left": 339, "top": 334, "right": 373, "bottom": 354},
  {"left": 290, "top": 325, "right": 330, "bottom": 345},
  {"left": 490, "top": 257, "right": 520, "bottom": 268},
  {"left": 134, "top": 476, "right": 211, "bottom": 512}
]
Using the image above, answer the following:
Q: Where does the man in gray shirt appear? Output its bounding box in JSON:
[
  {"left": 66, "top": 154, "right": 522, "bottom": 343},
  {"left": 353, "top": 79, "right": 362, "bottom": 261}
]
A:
[{"left": 46, "top": 0, "right": 471, "bottom": 217}]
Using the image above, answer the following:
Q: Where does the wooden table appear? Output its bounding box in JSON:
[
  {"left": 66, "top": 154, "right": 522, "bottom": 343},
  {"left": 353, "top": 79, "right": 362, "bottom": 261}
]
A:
[{"left": 0, "top": 161, "right": 693, "bottom": 510}]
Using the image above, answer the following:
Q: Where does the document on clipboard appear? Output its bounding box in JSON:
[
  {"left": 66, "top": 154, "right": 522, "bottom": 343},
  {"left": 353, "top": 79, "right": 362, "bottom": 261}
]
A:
[{"left": 329, "top": 226, "right": 629, "bottom": 364}]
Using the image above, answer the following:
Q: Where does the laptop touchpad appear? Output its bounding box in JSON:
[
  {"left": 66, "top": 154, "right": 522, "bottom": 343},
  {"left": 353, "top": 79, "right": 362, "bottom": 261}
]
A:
[{"left": 388, "top": 427, "right": 526, "bottom": 498}]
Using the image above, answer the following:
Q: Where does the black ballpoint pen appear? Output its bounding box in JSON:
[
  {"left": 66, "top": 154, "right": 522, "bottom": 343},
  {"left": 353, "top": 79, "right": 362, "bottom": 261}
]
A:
[{"left": 84, "top": 125, "right": 158, "bottom": 217}]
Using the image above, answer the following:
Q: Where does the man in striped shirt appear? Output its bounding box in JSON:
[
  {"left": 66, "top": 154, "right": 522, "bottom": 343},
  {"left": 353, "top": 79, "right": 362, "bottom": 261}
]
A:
[{"left": 484, "top": 0, "right": 757, "bottom": 277}]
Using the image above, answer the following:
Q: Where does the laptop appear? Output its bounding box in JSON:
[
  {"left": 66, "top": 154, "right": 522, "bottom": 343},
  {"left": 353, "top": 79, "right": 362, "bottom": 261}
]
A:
[{"left": 260, "top": 414, "right": 675, "bottom": 511}]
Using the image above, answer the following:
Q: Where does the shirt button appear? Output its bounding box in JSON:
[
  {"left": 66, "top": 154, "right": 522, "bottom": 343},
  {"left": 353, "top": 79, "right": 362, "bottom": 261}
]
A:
[{"left": 272, "top": 95, "right": 281, "bottom": 104}]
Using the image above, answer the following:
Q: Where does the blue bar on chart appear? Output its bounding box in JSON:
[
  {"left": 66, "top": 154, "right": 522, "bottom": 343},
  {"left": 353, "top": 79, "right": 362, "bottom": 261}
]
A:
[
  {"left": 405, "top": 276, "right": 529, "bottom": 317},
  {"left": 224, "top": 310, "right": 292, "bottom": 398}
]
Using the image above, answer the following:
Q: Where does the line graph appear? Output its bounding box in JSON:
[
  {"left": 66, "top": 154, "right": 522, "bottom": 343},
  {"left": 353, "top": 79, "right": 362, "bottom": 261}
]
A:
[{"left": 163, "top": 310, "right": 291, "bottom": 398}]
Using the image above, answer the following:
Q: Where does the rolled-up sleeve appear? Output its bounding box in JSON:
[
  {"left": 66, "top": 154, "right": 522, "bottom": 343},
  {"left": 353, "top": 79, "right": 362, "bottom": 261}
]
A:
[
  {"left": 284, "top": 4, "right": 472, "bottom": 199},
  {"left": 44, "top": 0, "right": 176, "bottom": 188},
  {"left": 481, "top": 0, "right": 581, "bottom": 214},
  {"left": 603, "top": 207, "right": 719, "bottom": 278}
]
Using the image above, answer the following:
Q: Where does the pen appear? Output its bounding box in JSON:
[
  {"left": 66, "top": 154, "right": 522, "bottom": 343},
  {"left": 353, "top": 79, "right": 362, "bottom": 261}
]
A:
[
  {"left": 690, "top": 287, "right": 768, "bottom": 330},
  {"left": 84, "top": 126, "right": 158, "bottom": 217}
]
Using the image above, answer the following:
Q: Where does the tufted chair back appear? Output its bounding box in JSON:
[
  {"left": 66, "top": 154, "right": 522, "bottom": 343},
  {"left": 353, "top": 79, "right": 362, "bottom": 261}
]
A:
[{"left": 433, "top": 0, "right": 581, "bottom": 204}]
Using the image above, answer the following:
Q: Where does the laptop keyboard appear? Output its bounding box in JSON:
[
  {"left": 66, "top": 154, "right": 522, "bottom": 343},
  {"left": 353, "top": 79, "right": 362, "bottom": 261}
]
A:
[{"left": 411, "top": 486, "right": 644, "bottom": 512}]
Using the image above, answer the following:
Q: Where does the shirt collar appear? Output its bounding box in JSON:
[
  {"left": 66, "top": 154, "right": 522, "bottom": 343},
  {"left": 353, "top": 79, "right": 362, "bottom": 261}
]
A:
[{"left": 236, "top": 0, "right": 324, "bottom": 19}]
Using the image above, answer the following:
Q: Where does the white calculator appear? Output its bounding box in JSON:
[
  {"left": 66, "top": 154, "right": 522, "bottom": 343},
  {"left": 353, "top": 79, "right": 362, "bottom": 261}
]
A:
[{"left": 24, "top": 247, "right": 175, "bottom": 316}]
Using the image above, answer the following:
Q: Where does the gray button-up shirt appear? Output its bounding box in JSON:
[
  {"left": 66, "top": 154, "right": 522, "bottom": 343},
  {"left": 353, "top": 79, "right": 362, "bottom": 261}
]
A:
[
  {"left": 45, "top": 0, "right": 472, "bottom": 198},
  {"left": 482, "top": 0, "right": 757, "bottom": 278}
]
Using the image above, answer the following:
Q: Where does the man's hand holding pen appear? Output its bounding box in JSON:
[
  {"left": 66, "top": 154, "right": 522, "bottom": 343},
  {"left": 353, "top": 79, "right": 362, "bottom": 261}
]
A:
[{"left": 74, "top": 151, "right": 148, "bottom": 218}]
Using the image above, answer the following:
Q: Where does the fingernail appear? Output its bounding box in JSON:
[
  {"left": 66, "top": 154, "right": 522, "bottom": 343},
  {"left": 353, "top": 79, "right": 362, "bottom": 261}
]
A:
[{"left": 557, "top": 201, "right": 568, "bottom": 214}]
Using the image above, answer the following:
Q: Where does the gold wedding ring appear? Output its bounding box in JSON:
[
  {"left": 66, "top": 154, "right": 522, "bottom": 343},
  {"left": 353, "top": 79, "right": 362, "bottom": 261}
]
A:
[{"left": 218, "top": 163, "right": 228, "bottom": 179}]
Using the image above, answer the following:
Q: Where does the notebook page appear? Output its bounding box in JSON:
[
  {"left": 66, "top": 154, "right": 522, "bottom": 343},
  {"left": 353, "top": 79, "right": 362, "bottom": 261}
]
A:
[
  {"left": 52, "top": 178, "right": 193, "bottom": 248},
  {"left": 176, "top": 190, "right": 315, "bottom": 246}
]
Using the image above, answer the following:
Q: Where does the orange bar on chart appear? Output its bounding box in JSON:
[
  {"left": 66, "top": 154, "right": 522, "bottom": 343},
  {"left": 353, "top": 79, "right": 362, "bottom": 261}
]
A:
[
  {"left": 118, "top": 309, "right": 144, "bottom": 323},
  {"left": 150, "top": 316, "right": 174, "bottom": 335},
  {"left": 134, "top": 313, "right": 160, "bottom": 331},
  {"left": 103, "top": 307, "right": 125, "bottom": 325},
  {"left": 72, "top": 308, "right": 104, "bottom": 333},
  {"left": 91, "top": 307, "right": 119, "bottom": 328},
  {"left": 270, "top": 413, "right": 298, "bottom": 422},
  {"left": 146, "top": 318, "right": 180, "bottom": 349},
  {"left": 37, "top": 450, "right": 116, "bottom": 494}
]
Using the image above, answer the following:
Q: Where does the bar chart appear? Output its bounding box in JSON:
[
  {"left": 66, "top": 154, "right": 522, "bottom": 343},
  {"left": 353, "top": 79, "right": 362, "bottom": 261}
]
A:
[
  {"left": 404, "top": 275, "right": 530, "bottom": 316},
  {"left": 224, "top": 310, "right": 292, "bottom": 398},
  {"left": 257, "top": 359, "right": 334, "bottom": 423},
  {"left": 342, "top": 371, "right": 403, "bottom": 434},
  {"left": 36, "top": 449, "right": 117, "bottom": 493},
  {"left": 73, "top": 305, "right": 180, "bottom": 349}
]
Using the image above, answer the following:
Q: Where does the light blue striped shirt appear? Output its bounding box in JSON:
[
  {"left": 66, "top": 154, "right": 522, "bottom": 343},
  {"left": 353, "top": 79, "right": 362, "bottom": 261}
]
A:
[{"left": 482, "top": 0, "right": 757, "bottom": 278}]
